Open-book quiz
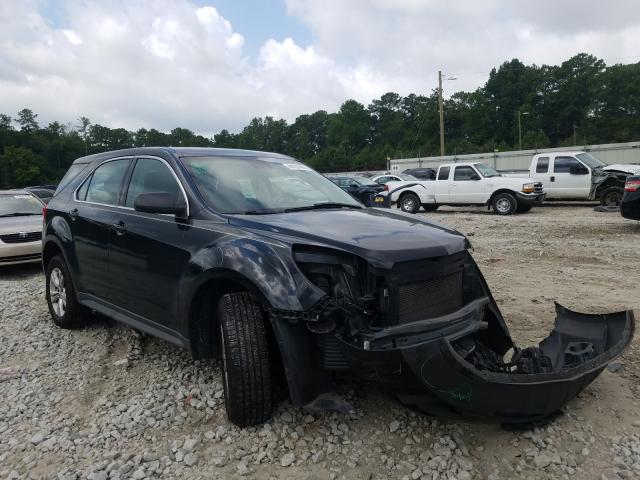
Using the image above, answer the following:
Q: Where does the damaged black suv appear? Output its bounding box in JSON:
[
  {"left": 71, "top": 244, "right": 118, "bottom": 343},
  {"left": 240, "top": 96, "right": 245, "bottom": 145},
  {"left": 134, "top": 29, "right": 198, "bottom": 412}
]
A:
[{"left": 43, "top": 148, "right": 634, "bottom": 427}]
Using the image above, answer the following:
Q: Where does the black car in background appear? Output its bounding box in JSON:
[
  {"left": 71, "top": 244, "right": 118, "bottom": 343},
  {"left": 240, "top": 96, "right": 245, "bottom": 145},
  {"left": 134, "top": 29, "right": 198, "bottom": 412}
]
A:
[
  {"left": 26, "top": 185, "right": 57, "bottom": 204},
  {"left": 328, "top": 175, "right": 384, "bottom": 205},
  {"left": 621, "top": 176, "right": 640, "bottom": 220},
  {"left": 41, "top": 147, "right": 632, "bottom": 427},
  {"left": 402, "top": 167, "right": 437, "bottom": 180}
]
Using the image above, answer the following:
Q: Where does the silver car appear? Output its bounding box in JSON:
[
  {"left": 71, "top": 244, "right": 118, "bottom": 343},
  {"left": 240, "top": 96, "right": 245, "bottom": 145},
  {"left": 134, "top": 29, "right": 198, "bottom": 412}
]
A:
[{"left": 0, "top": 190, "right": 45, "bottom": 265}]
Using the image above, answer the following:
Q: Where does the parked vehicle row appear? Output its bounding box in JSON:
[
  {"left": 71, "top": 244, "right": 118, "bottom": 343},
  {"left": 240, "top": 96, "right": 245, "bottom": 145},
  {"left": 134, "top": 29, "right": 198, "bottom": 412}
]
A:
[
  {"left": 39, "top": 147, "right": 633, "bottom": 428},
  {"left": 327, "top": 175, "right": 384, "bottom": 205},
  {"left": 372, "top": 162, "right": 544, "bottom": 215}
]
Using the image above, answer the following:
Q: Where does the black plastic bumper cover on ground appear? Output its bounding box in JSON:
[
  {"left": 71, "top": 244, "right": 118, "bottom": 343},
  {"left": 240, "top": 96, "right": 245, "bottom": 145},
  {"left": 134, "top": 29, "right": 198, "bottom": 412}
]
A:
[{"left": 336, "top": 301, "right": 634, "bottom": 423}]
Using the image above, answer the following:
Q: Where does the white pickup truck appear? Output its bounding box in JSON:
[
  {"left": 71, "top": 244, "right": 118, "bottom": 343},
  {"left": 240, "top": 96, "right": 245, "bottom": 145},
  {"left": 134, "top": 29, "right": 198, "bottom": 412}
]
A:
[
  {"left": 523, "top": 151, "right": 640, "bottom": 205},
  {"left": 373, "top": 163, "right": 544, "bottom": 215}
]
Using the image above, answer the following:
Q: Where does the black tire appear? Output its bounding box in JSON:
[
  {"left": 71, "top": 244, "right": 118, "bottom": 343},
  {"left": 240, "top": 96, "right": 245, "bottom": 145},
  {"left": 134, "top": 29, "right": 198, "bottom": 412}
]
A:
[
  {"left": 422, "top": 204, "right": 439, "bottom": 212},
  {"left": 218, "top": 292, "right": 273, "bottom": 427},
  {"left": 492, "top": 192, "right": 518, "bottom": 215},
  {"left": 599, "top": 186, "right": 624, "bottom": 206},
  {"left": 399, "top": 193, "right": 421, "bottom": 214},
  {"left": 45, "top": 255, "right": 88, "bottom": 329},
  {"left": 516, "top": 203, "right": 532, "bottom": 213}
]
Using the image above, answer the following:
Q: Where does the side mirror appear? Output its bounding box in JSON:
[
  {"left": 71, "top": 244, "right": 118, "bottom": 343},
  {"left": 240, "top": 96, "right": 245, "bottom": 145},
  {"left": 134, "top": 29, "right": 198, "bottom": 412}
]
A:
[
  {"left": 134, "top": 192, "right": 187, "bottom": 218},
  {"left": 570, "top": 164, "right": 589, "bottom": 175}
]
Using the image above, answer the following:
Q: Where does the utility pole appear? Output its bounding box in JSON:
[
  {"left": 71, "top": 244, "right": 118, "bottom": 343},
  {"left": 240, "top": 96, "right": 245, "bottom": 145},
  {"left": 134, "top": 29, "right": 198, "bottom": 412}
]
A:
[
  {"left": 518, "top": 111, "right": 529, "bottom": 150},
  {"left": 438, "top": 70, "right": 445, "bottom": 156}
]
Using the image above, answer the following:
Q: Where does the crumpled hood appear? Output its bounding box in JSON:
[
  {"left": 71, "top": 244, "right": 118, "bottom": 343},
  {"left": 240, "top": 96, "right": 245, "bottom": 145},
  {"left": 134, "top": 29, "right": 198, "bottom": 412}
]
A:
[
  {"left": 0, "top": 215, "right": 42, "bottom": 235},
  {"left": 228, "top": 208, "right": 468, "bottom": 267},
  {"left": 601, "top": 164, "right": 640, "bottom": 175}
]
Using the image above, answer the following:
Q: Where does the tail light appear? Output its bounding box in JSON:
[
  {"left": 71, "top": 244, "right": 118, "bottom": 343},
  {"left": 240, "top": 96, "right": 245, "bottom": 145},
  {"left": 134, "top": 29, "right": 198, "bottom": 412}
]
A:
[
  {"left": 625, "top": 179, "right": 640, "bottom": 192},
  {"left": 384, "top": 184, "right": 389, "bottom": 191}
]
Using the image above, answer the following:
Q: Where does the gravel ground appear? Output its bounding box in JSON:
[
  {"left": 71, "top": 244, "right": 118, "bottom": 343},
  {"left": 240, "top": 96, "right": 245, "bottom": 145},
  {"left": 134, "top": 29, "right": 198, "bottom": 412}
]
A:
[{"left": 1, "top": 204, "right": 639, "bottom": 480}]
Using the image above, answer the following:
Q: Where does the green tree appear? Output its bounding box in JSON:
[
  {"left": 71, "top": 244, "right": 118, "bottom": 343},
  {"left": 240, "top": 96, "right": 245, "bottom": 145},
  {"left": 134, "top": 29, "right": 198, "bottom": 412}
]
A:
[
  {"left": 0, "top": 146, "right": 47, "bottom": 187},
  {"left": 16, "top": 108, "right": 39, "bottom": 133}
]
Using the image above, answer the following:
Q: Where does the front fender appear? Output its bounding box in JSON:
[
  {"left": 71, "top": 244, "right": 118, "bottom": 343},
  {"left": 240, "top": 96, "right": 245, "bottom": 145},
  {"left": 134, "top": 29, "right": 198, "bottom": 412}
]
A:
[{"left": 182, "top": 235, "right": 324, "bottom": 312}]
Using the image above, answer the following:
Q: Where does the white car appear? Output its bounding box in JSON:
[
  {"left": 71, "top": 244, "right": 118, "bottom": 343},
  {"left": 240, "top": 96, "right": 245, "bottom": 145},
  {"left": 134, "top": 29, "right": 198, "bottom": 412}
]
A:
[
  {"left": 0, "top": 190, "right": 45, "bottom": 265},
  {"left": 379, "top": 163, "right": 545, "bottom": 215}
]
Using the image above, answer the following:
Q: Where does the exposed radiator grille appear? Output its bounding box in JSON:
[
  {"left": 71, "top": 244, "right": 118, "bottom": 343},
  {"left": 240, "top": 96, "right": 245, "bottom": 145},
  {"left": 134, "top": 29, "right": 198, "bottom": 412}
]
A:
[
  {"left": 534, "top": 183, "right": 543, "bottom": 193},
  {"left": 318, "top": 334, "right": 349, "bottom": 371},
  {"left": 398, "top": 271, "right": 463, "bottom": 323},
  {"left": 0, "top": 231, "right": 42, "bottom": 244}
]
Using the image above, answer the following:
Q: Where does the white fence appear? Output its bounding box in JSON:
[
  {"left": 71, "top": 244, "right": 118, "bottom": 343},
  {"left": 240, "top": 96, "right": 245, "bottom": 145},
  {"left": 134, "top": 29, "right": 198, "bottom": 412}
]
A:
[{"left": 388, "top": 141, "right": 640, "bottom": 172}]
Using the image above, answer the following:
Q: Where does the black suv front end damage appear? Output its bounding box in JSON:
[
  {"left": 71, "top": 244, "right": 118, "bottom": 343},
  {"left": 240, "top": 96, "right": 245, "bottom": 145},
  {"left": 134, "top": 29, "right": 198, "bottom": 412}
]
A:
[{"left": 278, "top": 245, "right": 634, "bottom": 423}]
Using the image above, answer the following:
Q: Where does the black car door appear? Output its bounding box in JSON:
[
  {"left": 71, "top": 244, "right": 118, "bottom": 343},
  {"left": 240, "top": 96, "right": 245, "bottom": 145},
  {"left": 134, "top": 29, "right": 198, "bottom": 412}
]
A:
[
  {"left": 70, "top": 158, "right": 132, "bottom": 297},
  {"left": 108, "top": 156, "right": 191, "bottom": 332}
]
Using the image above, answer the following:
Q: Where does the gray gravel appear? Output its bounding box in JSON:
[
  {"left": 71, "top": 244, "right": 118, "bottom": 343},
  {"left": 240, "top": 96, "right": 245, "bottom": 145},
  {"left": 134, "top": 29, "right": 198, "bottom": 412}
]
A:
[{"left": 1, "top": 206, "right": 638, "bottom": 479}]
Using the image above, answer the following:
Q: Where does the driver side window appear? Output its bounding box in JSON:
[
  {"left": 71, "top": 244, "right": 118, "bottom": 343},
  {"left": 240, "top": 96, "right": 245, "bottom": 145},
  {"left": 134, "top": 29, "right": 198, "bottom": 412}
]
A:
[
  {"left": 453, "top": 166, "right": 478, "bottom": 181},
  {"left": 125, "top": 158, "right": 181, "bottom": 209}
]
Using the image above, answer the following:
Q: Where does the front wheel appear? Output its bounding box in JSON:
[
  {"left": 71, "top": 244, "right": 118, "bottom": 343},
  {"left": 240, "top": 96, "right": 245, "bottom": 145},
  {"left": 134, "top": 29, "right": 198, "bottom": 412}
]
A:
[
  {"left": 218, "top": 292, "right": 273, "bottom": 427},
  {"left": 599, "top": 186, "right": 623, "bottom": 206},
  {"left": 45, "top": 255, "right": 88, "bottom": 329},
  {"left": 492, "top": 193, "right": 518, "bottom": 215},
  {"left": 399, "top": 193, "right": 421, "bottom": 214}
]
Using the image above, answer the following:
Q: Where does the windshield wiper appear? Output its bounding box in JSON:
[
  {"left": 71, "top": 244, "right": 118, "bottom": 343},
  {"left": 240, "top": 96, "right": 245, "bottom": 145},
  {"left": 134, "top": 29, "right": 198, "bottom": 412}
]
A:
[
  {"left": 284, "top": 202, "right": 362, "bottom": 213},
  {"left": 0, "top": 213, "right": 41, "bottom": 217}
]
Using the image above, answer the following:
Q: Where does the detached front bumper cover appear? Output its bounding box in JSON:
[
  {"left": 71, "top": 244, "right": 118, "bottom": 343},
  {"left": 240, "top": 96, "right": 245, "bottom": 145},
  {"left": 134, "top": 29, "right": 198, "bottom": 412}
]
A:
[{"left": 336, "top": 300, "right": 634, "bottom": 423}]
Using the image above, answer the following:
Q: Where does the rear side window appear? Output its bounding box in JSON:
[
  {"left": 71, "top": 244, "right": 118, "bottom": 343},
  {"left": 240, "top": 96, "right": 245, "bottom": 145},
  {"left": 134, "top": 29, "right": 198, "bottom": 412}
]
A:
[
  {"left": 536, "top": 157, "right": 549, "bottom": 173},
  {"left": 55, "top": 164, "right": 88, "bottom": 195},
  {"left": 437, "top": 167, "right": 450, "bottom": 180},
  {"left": 453, "top": 166, "right": 477, "bottom": 181},
  {"left": 79, "top": 159, "right": 131, "bottom": 205},
  {"left": 125, "top": 158, "right": 181, "bottom": 208},
  {"left": 553, "top": 156, "right": 580, "bottom": 173}
]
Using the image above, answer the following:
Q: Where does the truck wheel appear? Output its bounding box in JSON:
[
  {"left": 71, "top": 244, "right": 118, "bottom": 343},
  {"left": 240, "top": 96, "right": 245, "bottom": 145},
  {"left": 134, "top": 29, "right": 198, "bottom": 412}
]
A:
[
  {"left": 422, "top": 204, "right": 439, "bottom": 212},
  {"left": 492, "top": 193, "right": 517, "bottom": 215},
  {"left": 599, "top": 186, "right": 623, "bottom": 206},
  {"left": 516, "top": 204, "right": 532, "bottom": 213},
  {"left": 218, "top": 292, "right": 273, "bottom": 427},
  {"left": 45, "top": 255, "right": 89, "bottom": 329},
  {"left": 399, "top": 193, "right": 421, "bottom": 214}
]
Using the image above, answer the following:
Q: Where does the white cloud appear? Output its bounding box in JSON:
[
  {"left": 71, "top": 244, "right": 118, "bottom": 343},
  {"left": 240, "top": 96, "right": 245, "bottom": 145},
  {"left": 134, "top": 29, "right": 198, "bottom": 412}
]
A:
[{"left": 0, "top": 0, "right": 639, "bottom": 136}]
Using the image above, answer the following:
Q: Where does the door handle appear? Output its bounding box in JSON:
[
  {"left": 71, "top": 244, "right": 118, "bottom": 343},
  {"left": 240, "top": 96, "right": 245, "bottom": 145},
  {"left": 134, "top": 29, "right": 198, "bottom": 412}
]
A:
[
  {"left": 112, "top": 221, "right": 127, "bottom": 236},
  {"left": 69, "top": 208, "right": 79, "bottom": 221},
  {"left": 550, "top": 176, "right": 555, "bottom": 182}
]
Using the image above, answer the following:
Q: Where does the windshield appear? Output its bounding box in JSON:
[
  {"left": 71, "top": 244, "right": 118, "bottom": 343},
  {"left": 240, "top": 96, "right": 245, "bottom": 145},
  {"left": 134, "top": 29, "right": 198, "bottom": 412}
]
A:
[
  {"left": 350, "top": 176, "right": 377, "bottom": 186},
  {"left": 397, "top": 174, "right": 418, "bottom": 181},
  {"left": 0, "top": 194, "right": 43, "bottom": 217},
  {"left": 576, "top": 153, "right": 607, "bottom": 169},
  {"left": 474, "top": 163, "right": 501, "bottom": 178},
  {"left": 182, "top": 156, "right": 362, "bottom": 214}
]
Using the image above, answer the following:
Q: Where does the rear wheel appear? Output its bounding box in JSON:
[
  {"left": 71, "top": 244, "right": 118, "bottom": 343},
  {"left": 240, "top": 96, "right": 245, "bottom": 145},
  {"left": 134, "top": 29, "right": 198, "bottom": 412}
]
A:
[
  {"left": 599, "top": 186, "right": 623, "bottom": 206},
  {"left": 45, "top": 255, "right": 89, "bottom": 329},
  {"left": 492, "top": 193, "right": 518, "bottom": 215},
  {"left": 218, "top": 292, "right": 273, "bottom": 427},
  {"left": 399, "top": 193, "right": 421, "bottom": 214},
  {"left": 422, "top": 204, "right": 439, "bottom": 212}
]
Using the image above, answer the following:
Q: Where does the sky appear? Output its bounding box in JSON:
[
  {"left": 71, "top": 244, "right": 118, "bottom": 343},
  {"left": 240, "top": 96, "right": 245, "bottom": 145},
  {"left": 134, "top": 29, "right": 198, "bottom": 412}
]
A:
[{"left": 1, "top": 0, "right": 639, "bottom": 135}]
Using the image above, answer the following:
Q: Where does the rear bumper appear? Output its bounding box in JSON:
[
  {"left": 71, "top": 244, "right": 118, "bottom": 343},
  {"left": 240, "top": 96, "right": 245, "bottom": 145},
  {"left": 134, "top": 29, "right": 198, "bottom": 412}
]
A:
[
  {"left": 515, "top": 192, "right": 546, "bottom": 206},
  {"left": 333, "top": 300, "right": 634, "bottom": 423},
  {"left": 621, "top": 191, "right": 640, "bottom": 220}
]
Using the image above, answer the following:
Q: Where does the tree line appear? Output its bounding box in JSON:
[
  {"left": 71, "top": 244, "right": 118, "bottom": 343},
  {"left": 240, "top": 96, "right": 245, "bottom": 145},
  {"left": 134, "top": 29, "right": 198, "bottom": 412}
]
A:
[{"left": 1, "top": 52, "right": 639, "bottom": 187}]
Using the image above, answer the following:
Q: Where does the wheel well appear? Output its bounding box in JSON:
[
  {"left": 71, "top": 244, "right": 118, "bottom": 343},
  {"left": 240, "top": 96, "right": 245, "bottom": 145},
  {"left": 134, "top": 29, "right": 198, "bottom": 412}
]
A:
[
  {"left": 188, "top": 276, "right": 274, "bottom": 360},
  {"left": 42, "top": 241, "right": 62, "bottom": 269},
  {"left": 595, "top": 178, "right": 625, "bottom": 195},
  {"left": 398, "top": 190, "right": 418, "bottom": 202},
  {"left": 488, "top": 189, "right": 517, "bottom": 206}
]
